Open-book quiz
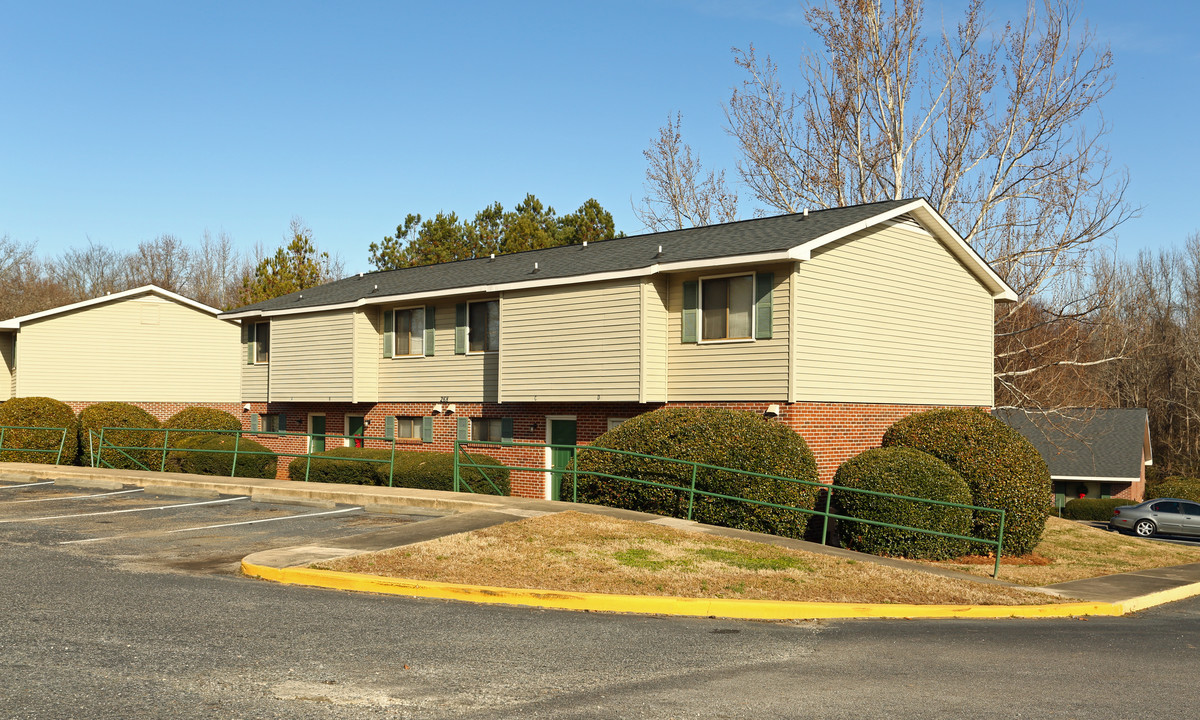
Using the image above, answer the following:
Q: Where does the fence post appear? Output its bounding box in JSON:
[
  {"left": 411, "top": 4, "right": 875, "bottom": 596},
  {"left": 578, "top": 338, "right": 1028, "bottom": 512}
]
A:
[
  {"left": 686, "top": 463, "right": 698, "bottom": 520},
  {"left": 572, "top": 446, "right": 578, "bottom": 504},
  {"left": 0, "top": 427, "right": 6, "bottom": 460},
  {"left": 388, "top": 438, "right": 396, "bottom": 488},
  {"left": 97, "top": 428, "right": 106, "bottom": 469},
  {"left": 453, "top": 441, "right": 460, "bottom": 493},
  {"left": 822, "top": 487, "right": 833, "bottom": 545},
  {"left": 55, "top": 427, "right": 66, "bottom": 465},
  {"left": 993, "top": 510, "right": 1007, "bottom": 579},
  {"left": 87, "top": 430, "right": 94, "bottom": 467},
  {"left": 305, "top": 446, "right": 312, "bottom": 482},
  {"left": 230, "top": 431, "right": 241, "bottom": 477},
  {"left": 160, "top": 429, "right": 170, "bottom": 472}
]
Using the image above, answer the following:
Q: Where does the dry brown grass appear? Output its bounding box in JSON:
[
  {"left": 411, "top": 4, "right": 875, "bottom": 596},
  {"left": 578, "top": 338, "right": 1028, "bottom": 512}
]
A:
[
  {"left": 317, "top": 511, "right": 1061, "bottom": 605},
  {"left": 923, "top": 516, "right": 1200, "bottom": 586}
]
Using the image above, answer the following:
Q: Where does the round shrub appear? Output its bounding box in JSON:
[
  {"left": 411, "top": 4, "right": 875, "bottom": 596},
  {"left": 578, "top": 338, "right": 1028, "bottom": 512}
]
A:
[
  {"left": 571, "top": 407, "right": 820, "bottom": 539},
  {"left": 0, "top": 397, "right": 79, "bottom": 465},
  {"left": 1148, "top": 478, "right": 1200, "bottom": 504},
  {"left": 169, "top": 434, "right": 276, "bottom": 479},
  {"left": 164, "top": 407, "right": 242, "bottom": 442},
  {"left": 882, "top": 408, "right": 1051, "bottom": 556},
  {"left": 832, "top": 447, "right": 973, "bottom": 560},
  {"left": 79, "top": 402, "right": 163, "bottom": 471},
  {"left": 1062, "top": 497, "right": 1135, "bottom": 521},
  {"left": 288, "top": 447, "right": 510, "bottom": 495}
]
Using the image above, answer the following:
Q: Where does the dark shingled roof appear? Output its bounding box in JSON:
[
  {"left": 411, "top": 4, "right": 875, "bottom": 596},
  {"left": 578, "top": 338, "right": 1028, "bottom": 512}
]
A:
[
  {"left": 991, "top": 408, "right": 1150, "bottom": 480},
  {"left": 228, "top": 199, "right": 916, "bottom": 314}
]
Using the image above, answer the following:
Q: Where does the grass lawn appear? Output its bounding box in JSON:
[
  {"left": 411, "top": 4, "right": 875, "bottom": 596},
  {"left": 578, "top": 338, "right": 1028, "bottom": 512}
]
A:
[
  {"left": 317, "top": 511, "right": 1061, "bottom": 606},
  {"left": 922, "top": 516, "right": 1200, "bottom": 586}
]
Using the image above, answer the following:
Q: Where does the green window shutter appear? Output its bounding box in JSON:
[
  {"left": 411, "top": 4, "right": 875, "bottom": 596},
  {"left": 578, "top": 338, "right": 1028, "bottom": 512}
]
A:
[
  {"left": 424, "top": 306, "right": 436, "bottom": 356},
  {"left": 384, "top": 416, "right": 395, "bottom": 440},
  {"left": 245, "top": 323, "right": 255, "bottom": 365},
  {"left": 421, "top": 416, "right": 433, "bottom": 443},
  {"left": 755, "top": 272, "right": 774, "bottom": 340},
  {"left": 500, "top": 417, "right": 513, "bottom": 446},
  {"left": 454, "top": 303, "right": 467, "bottom": 354},
  {"left": 457, "top": 417, "right": 468, "bottom": 442},
  {"left": 681, "top": 281, "right": 698, "bottom": 343},
  {"left": 382, "top": 309, "right": 394, "bottom": 358},
  {"left": 251, "top": 414, "right": 260, "bottom": 433}
]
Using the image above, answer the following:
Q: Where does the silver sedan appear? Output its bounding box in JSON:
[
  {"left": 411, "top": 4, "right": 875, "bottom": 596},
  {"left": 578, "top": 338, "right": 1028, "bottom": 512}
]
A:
[{"left": 1109, "top": 498, "right": 1200, "bottom": 538}]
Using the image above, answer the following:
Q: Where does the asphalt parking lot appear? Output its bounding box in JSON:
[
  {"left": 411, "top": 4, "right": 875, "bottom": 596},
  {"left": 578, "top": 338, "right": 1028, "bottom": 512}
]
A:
[{"left": 0, "top": 473, "right": 443, "bottom": 576}]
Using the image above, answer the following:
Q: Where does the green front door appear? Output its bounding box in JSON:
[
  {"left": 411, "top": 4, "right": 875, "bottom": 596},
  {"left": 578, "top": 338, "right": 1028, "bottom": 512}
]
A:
[
  {"left": 549, "top": 418, "right": 577, "bottom": 501},
  {"left": 310, "top": 415, "right": 326, "bottom": 452},
  {"left": 348, "top": 415, "right": 365, "bottom": 448}
]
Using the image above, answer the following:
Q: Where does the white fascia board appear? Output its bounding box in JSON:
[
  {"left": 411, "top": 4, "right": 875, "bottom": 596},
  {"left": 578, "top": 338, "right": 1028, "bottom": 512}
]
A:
[
  {"left": 795, "top": 199, "right": 1018, "bottom": 302},
  {"left": 224, "top": 249, "right": 797, "bottom": 319},
  {"left": 6, "top": 285, "right": 224, "bottom": 327},
  {"left": 1051, "top": 475, "right": 1142, "bottom": 482},
  {"left": 0, "top": 321, "right": 17, "bottom": 330}
]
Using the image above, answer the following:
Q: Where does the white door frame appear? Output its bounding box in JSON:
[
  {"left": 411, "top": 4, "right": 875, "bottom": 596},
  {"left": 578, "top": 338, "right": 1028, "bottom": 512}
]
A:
[
  {"left": 307, "top": 413, "right": 326, "bottom": 453},
  {"left": 544, "top": 415, "right": 577, "bottom": 500},
  {"left": 344, "top": 414, "right": 366, "bottom": 448}
]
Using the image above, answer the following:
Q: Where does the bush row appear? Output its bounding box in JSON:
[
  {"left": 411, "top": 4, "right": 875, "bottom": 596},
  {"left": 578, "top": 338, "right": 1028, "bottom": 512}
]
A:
[
  {"left": 1061, "top": 498, "right": 1133, "bottom": 521},
  {"left": 288, "top": 447, "right": 510, "bottom": 495}
]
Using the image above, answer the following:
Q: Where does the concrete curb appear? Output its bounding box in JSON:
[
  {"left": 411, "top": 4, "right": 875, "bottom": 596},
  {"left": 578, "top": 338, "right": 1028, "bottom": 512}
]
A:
[{"left": 240, "top": 555, "right": 1127, "bottom": 621}]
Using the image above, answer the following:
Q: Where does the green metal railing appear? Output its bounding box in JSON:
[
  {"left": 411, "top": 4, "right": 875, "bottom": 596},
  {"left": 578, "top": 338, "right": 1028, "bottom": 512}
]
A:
[
  {"left": 0, "top": 425, "right": 70, "bottom": 465},
  {"left": 455, "top": 439, "right": 1008, "bottom": 578},
  {"left": 90, "top": 427, "right": 400, "bottom": 485}
]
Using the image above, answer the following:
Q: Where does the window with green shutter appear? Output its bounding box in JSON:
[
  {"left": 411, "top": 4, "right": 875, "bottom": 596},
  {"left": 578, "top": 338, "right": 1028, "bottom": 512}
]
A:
[
  {"left": 382, "top": 309, "right": 394, "bottom": 358},
  {"left": 253, "top": 322, "right": 270, "bottom": 363},
  {"left": 455, "top": 304, "right": 468, "bottom": 354},
  {"left": 424, "top": 306, "right": 436, "bottom": 356},
  {"left": 754, "top": 272, "right": 773, "bottom": 340},
  {"left": 681, "top": 281, "right": 698, "bottom": 343},
  {"left": 421, "top": 416, "right": 434, "bottom": 443}
]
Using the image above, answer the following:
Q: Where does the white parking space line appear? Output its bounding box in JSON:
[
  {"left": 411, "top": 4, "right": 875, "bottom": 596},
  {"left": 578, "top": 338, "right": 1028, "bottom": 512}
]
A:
[
  {"left": 0, "top": 488, "right": 144, "bottom": 505},
  {"left": 167, "top": 506, "right": 363, "bottom": 533},
  {"left": 1, "top": 496, "right": 250, "bottom": 524},
  {"left": 0, "top": 480, "right": 55, "bottom": 490},
  {"left": 59, "top": 506, "right": 365, "bottom": 545}
]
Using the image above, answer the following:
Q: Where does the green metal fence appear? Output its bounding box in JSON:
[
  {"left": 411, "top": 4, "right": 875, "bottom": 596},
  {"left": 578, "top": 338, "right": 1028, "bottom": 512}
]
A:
[
  {"left": 454, "top": 439, "right": 1008, "bottom": 578},
  {"left": 0, "top": 425, "right": 70, "bottom": 465},
  {"left": 89, "top": 427, "right": 402, "bottom": 484}
]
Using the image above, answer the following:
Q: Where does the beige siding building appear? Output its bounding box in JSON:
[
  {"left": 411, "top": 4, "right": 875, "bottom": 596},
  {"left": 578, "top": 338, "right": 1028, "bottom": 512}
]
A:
[{"left": 1, "top": 286, "right": 240, "bottom": 408}]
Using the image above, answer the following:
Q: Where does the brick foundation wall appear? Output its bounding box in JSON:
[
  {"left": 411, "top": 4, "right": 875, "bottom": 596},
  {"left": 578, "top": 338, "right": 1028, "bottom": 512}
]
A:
[
  {"left": 244, "top": 399, "right": 964, "bottom": 497},
  {"left": 64, "top": 400, "right": 243, "bottom": 423}
]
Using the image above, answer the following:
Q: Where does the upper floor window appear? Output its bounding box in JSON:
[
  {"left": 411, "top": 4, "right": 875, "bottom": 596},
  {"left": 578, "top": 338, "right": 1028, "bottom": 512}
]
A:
[
  {"left": 254, "top": 321, "right": 270, "bottom": 363},
  {"left": 393, "top": 307, "right": 425, "bottom": 356},
  {"left": 469, "top": 300, "right": 499, "bottom": 353},
  {"left": 700, "top": 274, "right": 754, "bottom": 341}
]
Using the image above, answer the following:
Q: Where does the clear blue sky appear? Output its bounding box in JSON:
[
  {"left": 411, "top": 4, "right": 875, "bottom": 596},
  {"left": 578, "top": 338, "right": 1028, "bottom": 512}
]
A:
[{"left": 1, "top": 0, "right": 1196, "bottom": 275}]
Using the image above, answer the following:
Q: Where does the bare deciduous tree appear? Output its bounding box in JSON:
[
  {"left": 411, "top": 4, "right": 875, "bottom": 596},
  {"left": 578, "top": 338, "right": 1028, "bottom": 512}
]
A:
[
  {"left": 126, "top": 234, "right": 191, "bottom": 293},
  {"left": 634, "top": 113, "right": 739, "bottom": 231},
  {"left": 724, "top": 0, "right": 1135, "bottom": 406}
]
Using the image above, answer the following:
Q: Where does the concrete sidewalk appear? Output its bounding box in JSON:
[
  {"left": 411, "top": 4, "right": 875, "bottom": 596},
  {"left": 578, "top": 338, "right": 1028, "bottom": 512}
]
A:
[{"left": 6, "top": 461, "right": 1200, "bottom": 617}]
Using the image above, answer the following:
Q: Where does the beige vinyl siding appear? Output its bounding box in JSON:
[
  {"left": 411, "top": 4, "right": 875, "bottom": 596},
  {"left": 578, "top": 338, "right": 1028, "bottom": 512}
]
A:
[
  {"left": 500, "top": 279, "right": 643, "bottom": 402},
  {"left": 378, "top": 303, "right": 498, "bottom": 402},
  {"left": 269, "top": 310, "right": 355, "bottom": 402},
  {"left": 352, "top": 308, "right": 379, "bottom": 403},
  {"left": 14, "top": 295, "right": 240, "bottom": 402},
  {"left": 241, "top": 363, "right": 268, "bottom": 401},
  {"left": 793, "top": 218, "right": 994, "bottom": 405},
  {"left": 667, "top": 264, "right": 791, "bottom": 401},
  {"left": 641, "top": 276, "right": 668, "bottom": 402},
  {"left": 0, "top": 332, "right": 13, "bottom": 401}
]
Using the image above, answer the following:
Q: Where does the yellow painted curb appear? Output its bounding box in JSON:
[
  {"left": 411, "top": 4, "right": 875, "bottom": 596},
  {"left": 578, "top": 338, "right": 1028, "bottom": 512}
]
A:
[
  {"left": 241, "top": 560, "right": 1123, "bottom": 620},
  {"left": 1118, "top": 581, "right": 1200, "bottom": 614}
]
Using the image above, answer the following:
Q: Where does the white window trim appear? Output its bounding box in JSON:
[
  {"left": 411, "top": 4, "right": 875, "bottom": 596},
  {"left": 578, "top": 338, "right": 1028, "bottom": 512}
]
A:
[
  {"left": 253, "top": 321, "right": 271, "bottom": 364},
  {"left": 470, "top": 417, "right": 503, "bottom": 443},
  {"left": 390, "top": 305, "right": 427, "bottom": 359},
  {"left": 697, "top": 271, "right": 756, "bottom": 344},
  {"left": 394, "top": 416, "right": 420, "bottom": 441},
  {"left": 307, "top": 413, "right": 326, "bottom": 453},
  {"left": 344, "top": 415, "right": 366, "bottom": 448},
  {"left": 466, "top": 299, "right": 500, "bottom": 355},
  {"left": 544, "top": 415, "right": 577, "bottom": 501}
]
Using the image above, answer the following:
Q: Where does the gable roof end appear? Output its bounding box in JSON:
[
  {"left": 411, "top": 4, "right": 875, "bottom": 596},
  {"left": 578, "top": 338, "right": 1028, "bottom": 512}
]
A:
[{"left": 0, "top": 285, "right": 229, "bottom": 329}]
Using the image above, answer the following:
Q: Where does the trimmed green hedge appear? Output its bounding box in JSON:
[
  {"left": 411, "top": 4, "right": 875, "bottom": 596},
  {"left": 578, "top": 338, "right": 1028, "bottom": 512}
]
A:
[
  {"left": 570, "top": 408, "right": 820, "bottom": 539},
  {"left": 832, "top": 447, "right": 974, "bottom": 560},
  {"left": 79, "top": 402, "right": 163, "bottom": 471},
  {"left": 164, "top": 407, "right": 242, "bottom": 441},
  {"left": 1061, "top": 497, "right": 1134, "bottom": 521},
  {"left": 1148, "top": 478, "right": 1200, "bottom": 504},
  {"left": 168, "top": 434, "right": 276, "bottom": 479},
  {"left": 0, "top": 397, "right": 79, "bottom": 465},
  {"left": 882, "top": 408, "right": 1051, "bottom": 556},
  {"left": 288, "top": 447, "right": 510, "bottom": 495}
]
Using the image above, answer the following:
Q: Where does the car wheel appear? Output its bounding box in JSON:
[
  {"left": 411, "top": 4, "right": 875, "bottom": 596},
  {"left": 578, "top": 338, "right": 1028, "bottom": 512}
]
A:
[{"left": 1134, "top": 519, "right": 1157, "bottom": 537}]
